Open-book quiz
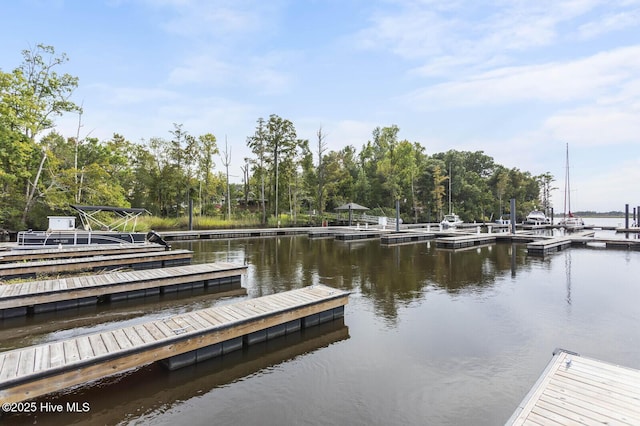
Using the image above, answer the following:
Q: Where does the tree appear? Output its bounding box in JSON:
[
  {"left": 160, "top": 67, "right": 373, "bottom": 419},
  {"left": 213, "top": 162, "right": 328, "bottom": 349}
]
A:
[
  {"left": 265, "top": 114, "right": 298, "bottom": 218},
  {"left": 197, "top": 133, "right": 218, "bottom": 214},
  {"left": 430, "top": 163, "right": 448, "bottom": 220},
  {"left": 0, "top": 44, "right": 80, "bottom": 225},
  {"left": 220, "top": 136, "right": 232, "bottom": 220},
  {"left": 315, "top": 127, "right": 328, "bottom": 214},
  {"left": 247, "top": 117, "right": 268, "bottom": 224}
]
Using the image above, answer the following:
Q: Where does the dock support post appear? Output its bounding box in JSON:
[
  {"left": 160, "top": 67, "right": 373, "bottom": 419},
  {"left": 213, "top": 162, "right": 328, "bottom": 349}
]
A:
[
  {"left": 625, "top": 204, "right": 629, "bottom": 229},
  {"left": 189, "top": 199, "right": 193, "bottom": 231},
  {"left": 395, "top": 199, "right": 400, "bottom": 232},
  {"left": 510, "top": 199, "right": 516, "bottom": 234}
]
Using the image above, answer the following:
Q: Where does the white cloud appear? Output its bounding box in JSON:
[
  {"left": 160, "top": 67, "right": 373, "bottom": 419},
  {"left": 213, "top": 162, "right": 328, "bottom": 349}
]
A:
[
  {"left": 578, "top": 8, "right": 640, "bottom": 39},
  {"left": 168, "top": 55, "right": 234, "bottom": 86},
  {"left": 404, "top": 45, "right": 640, "bottom": 107},
  {"left": 544, "top": 107, "right": 640, "bottom": 146}
]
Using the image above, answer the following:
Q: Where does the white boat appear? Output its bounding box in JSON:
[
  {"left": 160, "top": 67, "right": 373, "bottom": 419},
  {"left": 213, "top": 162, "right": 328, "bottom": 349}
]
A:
[
  {"left": 441, "top": 163, "right": 464, "bottom": 229},
  {"left": 441, "top": 213, "right": 463, "bottom": 229},
  {"left": 525, "top": 210, "right": 550, "bottom": 225},
  {"left": 16, "top": 205, "right": 169, "bottom": 248},
  {"left": 558, "top": 144, "right": 584, "bottom": 231}
]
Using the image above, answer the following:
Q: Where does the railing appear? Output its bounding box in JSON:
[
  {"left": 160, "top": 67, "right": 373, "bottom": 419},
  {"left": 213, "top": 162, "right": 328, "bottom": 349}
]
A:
[{"left": 312, "top": 212, "right": 400, "bottom": 226}]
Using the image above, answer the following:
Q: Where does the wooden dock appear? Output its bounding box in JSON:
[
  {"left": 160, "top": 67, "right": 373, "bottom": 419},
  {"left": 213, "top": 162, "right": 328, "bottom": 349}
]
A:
[
  {"left": 160, "top": 227, "right": 311, "bottom": 241},
  {"left": 506, "top": 349, "right": 640, "bottom": 425},
  {"left": 0, "top": 249, "right": 193, "bottom": 280},
  {"left": 0, "top": 284, "right": 349, "bottom": 404},
  {"left": 526, "top": 231, "right": 595, "bottom": 257},
  {"left": 380, "top": 232, "right": 434, "bottom": 246},
  {"left": 308, "top": 229, "right": 336, "bottom": 239},
  {"left": 435, "top": 234, "right": 496, "bottom": 249},
  {"left": 0, "top": 244, "right": 166, "bottom": 263},
  {"left": 0, "top": 262, "right": 246, "bottom": 318},
  {"left": 334, "top": 230, "right": 386, "bottom": 241}
]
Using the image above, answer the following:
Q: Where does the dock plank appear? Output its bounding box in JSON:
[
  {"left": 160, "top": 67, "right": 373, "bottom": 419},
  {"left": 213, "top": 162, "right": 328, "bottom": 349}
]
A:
[
  {"left": 0, "top": 262, "right": 247, "bottom": 314},
  {"left": 507, "top": 349, "right": 640, "bottom": 425},
  {"left": 0, "top": 285, "right": 350, "bottom": 404}
]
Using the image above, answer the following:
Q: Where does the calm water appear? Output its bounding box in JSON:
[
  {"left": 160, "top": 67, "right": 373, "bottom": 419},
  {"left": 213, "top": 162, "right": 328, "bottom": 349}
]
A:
[{"left": 3, "top": 226, "right": 640, "bottom": 425}]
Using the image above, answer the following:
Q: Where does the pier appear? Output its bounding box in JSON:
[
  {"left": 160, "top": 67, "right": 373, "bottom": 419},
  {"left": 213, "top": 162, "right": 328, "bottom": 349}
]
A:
[
  {"left": 506, "top": 349, "right": 640, "bottom": 425},
  {"left": 0, "top": 243, "right": 166, "bottom": 263},
  {"left": 380, "top": 232, "right": 434, "bottom": 246},
  {"left": 0, "top": 249, "right": 193, "bottom": 280},
  {"left": 526, "top": 231, "right": 595, "bottom": 257},
  {"left": 435, "top": 234, "right": 496, "bottom": 249},
  {"left": 160, "top": 227, "right": 311, "bottom": 241},
  {"left": 334, "top": 230, "right": 386, "bottom": 241},
  {"left": 0, "top": 262, "right": 246, "bottom": 319},
  {"left": 0, "top": 284, "right": 350, "bottom": 404}
]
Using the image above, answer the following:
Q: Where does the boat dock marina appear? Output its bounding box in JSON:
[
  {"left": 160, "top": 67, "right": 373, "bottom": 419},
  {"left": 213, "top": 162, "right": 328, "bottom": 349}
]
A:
[
  {"left": 506, "top": 349, "right": 640, "bottom": 425},
  {"left": 0, "top": 249, "right": 193, "bottom": 280},
  {"left": 0, "top": 284, "right": 350, "bottom": 404},
  {"left": 0, "top": 243, "right": 166, "bottom": 263},
  {"left": 0, "top": 262, "right": 246, "bottom": 319}
]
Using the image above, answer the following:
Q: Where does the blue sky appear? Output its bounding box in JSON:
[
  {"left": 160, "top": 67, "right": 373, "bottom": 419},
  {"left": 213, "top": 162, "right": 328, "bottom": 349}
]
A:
[{"left": 2, "top": 0, "right": 640, "bottom": 212}]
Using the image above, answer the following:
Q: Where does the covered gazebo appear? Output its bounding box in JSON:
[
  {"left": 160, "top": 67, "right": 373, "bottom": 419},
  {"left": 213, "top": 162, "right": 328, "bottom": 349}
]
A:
[{"left": 335, "top": 202, "right": 369, "bottom": 226}]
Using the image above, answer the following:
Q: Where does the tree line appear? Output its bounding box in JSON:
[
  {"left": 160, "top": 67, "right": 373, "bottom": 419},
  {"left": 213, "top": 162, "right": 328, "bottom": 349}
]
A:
[{"left": 1, "top": 44, "right": 552, "bottom": 231}]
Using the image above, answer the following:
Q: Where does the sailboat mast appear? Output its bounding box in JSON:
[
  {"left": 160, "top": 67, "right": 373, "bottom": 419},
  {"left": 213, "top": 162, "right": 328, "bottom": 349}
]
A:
[
  {"left": 563, "top": 143, "right": 568, "bottom": 220},
  {"left": 448, "top": 163, "right": 452, "bottom": 215}
]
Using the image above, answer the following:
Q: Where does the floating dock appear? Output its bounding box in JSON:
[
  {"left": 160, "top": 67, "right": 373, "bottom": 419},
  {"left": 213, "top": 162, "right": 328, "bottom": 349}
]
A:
[
  {"left": 435, "top": 234, "right": 496, "bottom": 249},
  {"left": 526, "top": 231, "right": 595, "bottom": 257},
  {"left": 0, "top": 284, "right": 349, "bottom": 404},
  {"left": 0, "top": 249, "right": 193, "bottom": 280},
  {"left": 160, "top": 228, "right": 311, "bottom": 241},
  {"left": 0, "top": 262, "right": 246, "bottom": 319},
  {"left": 0, "top": 244, "right": 166, "bottom": 263},
  {"left": 506, "top": 349, "right": 640, "bottom": 425},
  {"left": 308, "top": 229, "right": 337, "bottom": 239},
  {"left": 380, "top": 232, "right": 434, "bottom": 246},
  {"left": 334, "top": 230, "right": 386, "bottom": 241}
]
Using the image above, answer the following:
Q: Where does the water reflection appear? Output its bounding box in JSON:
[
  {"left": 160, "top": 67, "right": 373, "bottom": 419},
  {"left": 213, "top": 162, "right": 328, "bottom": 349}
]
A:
[
  {"left": 175, "top": 237, "right": 533, "bottom": 322},
  {"left": 3, "top": 319, "right": 349, "bottom": 426}
]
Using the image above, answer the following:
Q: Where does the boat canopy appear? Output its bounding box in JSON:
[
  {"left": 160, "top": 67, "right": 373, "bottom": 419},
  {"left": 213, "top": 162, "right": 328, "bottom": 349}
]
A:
[{"left": 70, "top": 205, "right": 150, "bottom": 232}]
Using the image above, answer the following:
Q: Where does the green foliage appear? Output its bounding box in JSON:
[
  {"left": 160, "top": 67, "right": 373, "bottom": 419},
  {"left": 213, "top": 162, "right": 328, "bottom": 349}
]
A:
[{"left": 1, "top": 44, "right": 548, "bottom": 230}]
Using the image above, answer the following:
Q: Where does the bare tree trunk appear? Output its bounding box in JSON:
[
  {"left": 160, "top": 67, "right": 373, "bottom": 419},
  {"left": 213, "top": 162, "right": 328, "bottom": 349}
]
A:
[
  {"left": 221, "top": 137, "right": 232, "bottom": 221},
  {"left": 316, "top": 127, "right": 327, "bottom": 214},
  {"left": 22, "top": 147, "right": 47, "bottom": 224}
]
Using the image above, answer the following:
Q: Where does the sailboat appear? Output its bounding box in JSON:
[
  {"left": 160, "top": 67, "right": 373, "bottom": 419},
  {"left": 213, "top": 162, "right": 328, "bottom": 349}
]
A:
[
  {"left": 440, "top": 163, "right": 463, "bottom": 229},
  {"left": 558, "top": 143, "right": 584, "bottom": 231}
]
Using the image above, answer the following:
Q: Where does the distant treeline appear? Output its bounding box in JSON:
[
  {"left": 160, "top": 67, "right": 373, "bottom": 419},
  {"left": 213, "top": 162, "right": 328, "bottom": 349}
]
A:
[
  {"left": 1, "top": 44, "right": 554, "bottom": 230},
  {"left": 573, "top": 211, "right": 626, "bottom": 217}
]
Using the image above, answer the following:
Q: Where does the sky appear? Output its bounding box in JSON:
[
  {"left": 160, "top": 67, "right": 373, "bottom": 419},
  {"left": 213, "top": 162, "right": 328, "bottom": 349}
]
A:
[{"left": 2, "top": 0, "right": 640, "bottom": 212}]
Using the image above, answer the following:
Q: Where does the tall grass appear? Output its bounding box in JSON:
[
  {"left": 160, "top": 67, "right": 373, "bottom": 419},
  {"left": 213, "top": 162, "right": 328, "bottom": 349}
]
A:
[
  {"left": 136, "top": 214, "right": 310, "bottom": 231},
  {"left": 137, "top": 215, "right": 259, "bottom": 231}
]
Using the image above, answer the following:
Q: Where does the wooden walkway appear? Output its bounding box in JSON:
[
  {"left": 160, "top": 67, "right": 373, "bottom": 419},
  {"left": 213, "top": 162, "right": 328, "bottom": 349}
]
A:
[
  {"left": 507, "top": 349, "right": 640, "bottom": 425},
  {"left": 0, "top": 284, "right": 349, "bottom": 404},
  {"left": 0, "top": 249, "right": 193, "bottom": 280},
  {"left": 0, "top": 244, "right": 166, "bottom": 263},
  {"left": 0, "top": 262, "right": 246, "bottom": 318}
]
